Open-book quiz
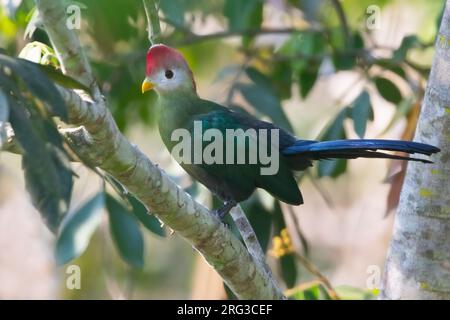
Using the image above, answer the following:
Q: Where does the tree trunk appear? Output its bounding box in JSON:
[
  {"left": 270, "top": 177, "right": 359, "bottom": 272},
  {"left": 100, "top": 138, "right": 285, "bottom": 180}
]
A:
[{"left": 380, "top": 0, "right": 450, "bottom": 299}]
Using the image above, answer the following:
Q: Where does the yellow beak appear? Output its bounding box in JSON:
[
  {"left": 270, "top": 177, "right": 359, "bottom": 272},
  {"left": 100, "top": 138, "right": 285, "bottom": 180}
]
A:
[{"left": 141, "top": 78, "right": 155, "bottom": 93}]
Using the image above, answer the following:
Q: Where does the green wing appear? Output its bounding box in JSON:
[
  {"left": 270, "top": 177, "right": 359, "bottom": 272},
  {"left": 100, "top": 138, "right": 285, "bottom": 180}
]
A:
[{"left": 187, "top": 105, "right": 302, "bottom": 205}]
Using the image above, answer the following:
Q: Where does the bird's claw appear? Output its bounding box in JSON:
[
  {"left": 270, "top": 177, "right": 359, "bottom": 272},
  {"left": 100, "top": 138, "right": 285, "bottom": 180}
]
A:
[
  {"left": 213, "top": 200, "right": 237, "bottom": 221},
  {"left": 213, "top": 207, "right": 229, "bottom": 220}
]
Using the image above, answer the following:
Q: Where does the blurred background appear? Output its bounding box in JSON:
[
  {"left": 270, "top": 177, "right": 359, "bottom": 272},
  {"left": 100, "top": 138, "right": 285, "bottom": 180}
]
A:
[{"left": 0, "top": 0, "right": 445, "bottom": 299}]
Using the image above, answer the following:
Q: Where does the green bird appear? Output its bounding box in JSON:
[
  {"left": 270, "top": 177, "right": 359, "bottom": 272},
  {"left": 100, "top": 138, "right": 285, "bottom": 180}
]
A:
[{"left": 142, "top": 44, "right": 439, "bottom": 218}]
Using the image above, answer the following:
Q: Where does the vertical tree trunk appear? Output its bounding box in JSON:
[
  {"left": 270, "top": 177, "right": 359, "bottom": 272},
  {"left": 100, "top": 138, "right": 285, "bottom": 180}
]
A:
[{"left": 380, "top": 0, "right": 450, "bottom": 299}]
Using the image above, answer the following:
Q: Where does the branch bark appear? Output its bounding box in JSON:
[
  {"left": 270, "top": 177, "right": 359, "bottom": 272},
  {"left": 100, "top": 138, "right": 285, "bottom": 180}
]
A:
[
  {"left": 380, "top": 0, "right": 450, "bottom": 299},
  {"left": 34, "top": 0, "right": 285, "bottom": 299}
]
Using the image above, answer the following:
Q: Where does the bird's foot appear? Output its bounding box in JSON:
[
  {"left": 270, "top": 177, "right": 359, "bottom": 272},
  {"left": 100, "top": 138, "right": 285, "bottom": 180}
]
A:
[{"left": 213, "top": 201, "right": 237, "bottom": 220}]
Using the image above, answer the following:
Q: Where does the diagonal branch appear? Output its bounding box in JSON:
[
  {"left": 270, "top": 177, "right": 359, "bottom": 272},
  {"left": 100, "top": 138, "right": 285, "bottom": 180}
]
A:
[
  {"left": 34, "top": 0, "right": 285, "bottom": 299},
  {"left": 143, "top": 0, "right": 162, "bottom": 44}
]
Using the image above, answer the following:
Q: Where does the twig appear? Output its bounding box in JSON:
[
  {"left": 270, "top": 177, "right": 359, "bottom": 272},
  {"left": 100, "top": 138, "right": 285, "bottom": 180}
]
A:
[
  {"left": 169, "top": 28, "right": 317, "bottom": 47},
  {"left": 292, "top": 251, "right": 340, "bottom": 300},
  {"left": 330, "top": 0, "right": 351, "bottom": 47},
  {"left": 230, "top": 205, "right": 285, "bottom": 298},
  {"left": 143, "top": 0, "right": 162, "bottom": 44},
  {"left": 305, "top": 171, "right": 334, "bottom": 209},
  {"left": 284, "top": 279, "right": 323, "bottom": 297},
  {"left": 285, "top": 205, "right": 309, "bottom": 256},
  {"left": 225, "top": 55, "right": 252, "bottom": 106}
]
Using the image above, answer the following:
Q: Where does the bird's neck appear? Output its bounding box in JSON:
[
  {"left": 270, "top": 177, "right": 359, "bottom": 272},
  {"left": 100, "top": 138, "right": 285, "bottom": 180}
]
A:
[{"left": 157, "top": 91, "right": 200, "bottom": 150}]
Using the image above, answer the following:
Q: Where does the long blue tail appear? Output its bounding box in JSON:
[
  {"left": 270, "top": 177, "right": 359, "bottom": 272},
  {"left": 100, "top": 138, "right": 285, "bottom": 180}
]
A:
[{"left": 282, "top": 139, "right": 440, "bottom": 164}]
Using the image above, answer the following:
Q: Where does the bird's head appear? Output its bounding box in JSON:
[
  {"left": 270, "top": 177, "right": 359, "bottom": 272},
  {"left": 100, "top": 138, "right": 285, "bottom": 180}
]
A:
[{"left": 142, "top": 44, "right": 196, "bottom": 96}]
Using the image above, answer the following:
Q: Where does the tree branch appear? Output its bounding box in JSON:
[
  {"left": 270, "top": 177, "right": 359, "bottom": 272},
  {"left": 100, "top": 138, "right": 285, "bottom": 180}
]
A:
[
  {"left": 169, "top": 28, "right": 307, "bottom": 47},
  {"left": 330, "top": 0, "right": 351, "bottom": 47},
  {"left": 143, "top": 0, "right": 162, "bottom": 44},
  {"left": 34, "top": 0, "right": 285, "bottom": 299}
]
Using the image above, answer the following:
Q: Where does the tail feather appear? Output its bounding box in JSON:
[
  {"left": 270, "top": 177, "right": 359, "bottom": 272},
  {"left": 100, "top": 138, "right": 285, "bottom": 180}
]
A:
[{"left": 282, "top": 139, "right": 440, "bottom": 164}]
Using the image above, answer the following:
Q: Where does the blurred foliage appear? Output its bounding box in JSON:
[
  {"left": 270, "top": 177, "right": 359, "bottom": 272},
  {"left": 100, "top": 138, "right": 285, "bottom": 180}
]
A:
[{"left": 0, "top": 0, "right": 445, "bottom": 299}]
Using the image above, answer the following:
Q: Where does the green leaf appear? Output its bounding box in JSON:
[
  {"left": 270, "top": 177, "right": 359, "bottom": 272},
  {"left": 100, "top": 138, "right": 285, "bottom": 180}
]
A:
[
  {"left": 160, "top": 0, "right": 186, "bottom": 26},
  {"left": 242, "top": 196, "right": 273, "bottom": 253},
  {"left": 247, "top": 65, "right": 292, "bottom": 100},
  {"left": 0, "top": 54, "right": 67, "bottom": 120},
  {"left": 291, "top": 282, "right": 324, "bottom": 300},
  {"left": 245, "top": 67, "right": 272, "bottom": 90},
  {"left": 272, "top": 201, "right": 298, "bottom": 288},
  {"left": 213, "top": 65, "right": 240, "bottom": 84},
  {"left": 128, "top": 195, "right": 165, "bottom": 237},
  {"left": 332, "top": 51, "right": 356, "bottom": 70},
  {"left": 318, "top": 157, "right": 347, "bottom": 178},
  {"left": 335, "top": 285, "right": 377, "bottom": 300},
  {"left": 280, "top": 254, "right": 297, "bottom": 288},
  {"left": 350, "top": 91, "right": 373, "bottom": 138},
  {"left": 352, "top": 32, "right": 364, "bottom": 50},
  {"left": 224, "top": 0, "right": 262, "bottom": 46},
  {"left": 374, "top": 59, "right": 406, "bottom": 79},
  {"left": 320, "top": 108, "right": 348, "bottom": 140},
  {"left": 36, "top": 64, "right": 91, "bottom": 92},
  {"left": 224, "top": 0, "right": 262, "bottom": 31},
  {"left": 78, "top": 0, "right": 139, "bottom": 44},
  {"left": 56, "top": 193, "right": 104, "bottom": 265},
  {"left": 106, "top": 193, "right": 144, "bottom": 268},
  {"left": 374, "top": 77, "right": 402, "bottom": 105},
  {"left": 239, "top": 83, "right": 293, "bottom": 132},
  {"left": 318, "top": 284, "right": 333, "bottom": 300},
  {"left": 279, "top": 32, "right": 324, "bottom": 73},
  {"left": 380, "top": 98, "right": 414, "bottom": 135},
  {"left": 223, "top": 283, "right": 238, "bottom": 300},
  {"left": 318, "top": 108, "right": 349, "bottom": 178},
  {"left": 393, "top": 35, "right": 419, "bottom": 62},
  {"left": 7, "top": 95, "right": 72, "bottom": 231},
  {"left": 1, "top": 73, "right": 73, "bottom": 232},
  {"left": 271, "top": 61, "right": 293, "bottom": 100},
  {"left": 19, "top": 41, "right": 60, "bottom": 67},
  {"left": 24, "top": 8, "right": 40, "bottom": 39},
  {"left": 299, "top": 64, "right": 319, "bottom": 98}
]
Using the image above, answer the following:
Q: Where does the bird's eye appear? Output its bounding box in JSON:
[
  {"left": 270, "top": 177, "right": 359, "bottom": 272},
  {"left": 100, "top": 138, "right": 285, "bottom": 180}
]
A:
[{"left": 165, "top": 70, "right": 174, "bottom": 79}]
